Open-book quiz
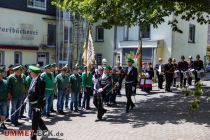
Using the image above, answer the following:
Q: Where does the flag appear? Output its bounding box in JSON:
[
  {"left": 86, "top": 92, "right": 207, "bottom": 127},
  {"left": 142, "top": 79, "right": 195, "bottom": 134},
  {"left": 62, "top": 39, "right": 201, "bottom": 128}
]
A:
[
  {"left": 134, "top": 40, "right": 142, "bottom": 75},
  {"left": 83, "top": 29, "right": 95, "bottom": 66},
  {"left": 87, "top": 30, "right": 95, "bottom": 65}
]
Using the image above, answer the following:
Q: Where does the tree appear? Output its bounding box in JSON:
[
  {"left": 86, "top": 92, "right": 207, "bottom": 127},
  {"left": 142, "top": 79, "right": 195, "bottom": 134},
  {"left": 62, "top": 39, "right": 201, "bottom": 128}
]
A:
[{"left": 52, "top": 0, "right": 210, "bottom": 73}]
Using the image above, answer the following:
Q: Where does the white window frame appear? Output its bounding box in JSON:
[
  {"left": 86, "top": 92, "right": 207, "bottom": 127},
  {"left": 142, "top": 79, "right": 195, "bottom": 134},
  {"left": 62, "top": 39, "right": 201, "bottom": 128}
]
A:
[
  {"left": 14, "top": 52, "right": 22, "bottom": 65},
  {"left": 188, "top": 24, "right": 196, "bottom": 43},
  {"left": 27, "top": 0, "right": 47, "bottom": 11},
  {"left": 0, "top": 51, "right": 5, "bottom": 65},
  {"left": 95, "top": 26, "right": 104, "bottom": 42}
]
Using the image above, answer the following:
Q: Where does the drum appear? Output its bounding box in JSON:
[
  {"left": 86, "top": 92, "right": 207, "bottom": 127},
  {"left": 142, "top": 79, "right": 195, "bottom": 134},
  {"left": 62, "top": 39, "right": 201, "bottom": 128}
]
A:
[
  {"left": 197, "top": 70, "right": 204, "bottom": 78},
  {"left": 188, "top": 69, "right": 195, "bottom": 78},
  {"left": 182, "top": 71, "right": 189, "bottom": 79},
  {"left": 174, "top": 70, "right": 179, "bottom": 78}
]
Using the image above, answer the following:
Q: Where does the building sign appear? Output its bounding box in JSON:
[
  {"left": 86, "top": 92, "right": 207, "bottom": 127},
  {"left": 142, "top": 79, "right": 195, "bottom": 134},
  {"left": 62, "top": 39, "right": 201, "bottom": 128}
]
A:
[{"left": 0, "top": 24, "right": 38, "bottom": 40}]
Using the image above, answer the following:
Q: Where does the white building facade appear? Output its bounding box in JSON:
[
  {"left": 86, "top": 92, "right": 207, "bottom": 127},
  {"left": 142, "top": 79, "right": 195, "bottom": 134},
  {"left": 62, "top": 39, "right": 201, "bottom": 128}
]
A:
[
  {"left": 0, "top": 0, "right": 57, "bottom": 68},
  {"left": 92, "top": 15, "right": 208, "bottom": 66}
]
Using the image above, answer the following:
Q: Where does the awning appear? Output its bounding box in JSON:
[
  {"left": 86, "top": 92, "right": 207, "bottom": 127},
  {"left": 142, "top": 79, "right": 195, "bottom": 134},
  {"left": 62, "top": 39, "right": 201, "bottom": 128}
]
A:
[
  {"left": 0, "top": 45, "right": 39, "bottom": 50},
  {"left": 119, "top": 40, "right": 160, "bottom": 49}
]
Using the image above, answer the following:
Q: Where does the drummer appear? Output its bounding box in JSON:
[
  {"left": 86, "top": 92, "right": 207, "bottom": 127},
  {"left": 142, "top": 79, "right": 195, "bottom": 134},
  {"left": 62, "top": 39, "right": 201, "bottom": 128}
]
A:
[
  {"left": 172, "top": 58, "right": 178, "bottom": 87},
  {"left": 178, "top": 55, "right": 189, "bottom": 88},
  {"left": 194, "top": 54, "right": 204, "bottom": 85}
]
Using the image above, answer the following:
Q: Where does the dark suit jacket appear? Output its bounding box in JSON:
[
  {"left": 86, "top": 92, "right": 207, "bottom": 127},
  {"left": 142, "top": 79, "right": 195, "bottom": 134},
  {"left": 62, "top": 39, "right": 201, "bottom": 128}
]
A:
[
  {"left": 124, "top": 66, "right": 138, "bottom": 86},
  {"left": 28, "top": 76, "right": 46, "bottom": 109}
]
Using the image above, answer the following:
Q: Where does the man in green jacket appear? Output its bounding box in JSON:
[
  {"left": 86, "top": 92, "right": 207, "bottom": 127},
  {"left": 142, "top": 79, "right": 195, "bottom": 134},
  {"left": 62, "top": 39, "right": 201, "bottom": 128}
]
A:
[
  {"left": 7, "top": 65, "right": 26, "bottom": 126},
  {"left": 69, "top": 66, "right": 81, "bottom": 111},
  {"left": 41, "top": 64, "right": 55, "bottom": 117},
  {"left": 0, "top": 66, "right": 8, "bottom": 130},
  {"left": 82, "top": 66, "right": 93, "bottom": 110},
  {"left": 55, "top": 66, "right": 69, "bottom": 114}
]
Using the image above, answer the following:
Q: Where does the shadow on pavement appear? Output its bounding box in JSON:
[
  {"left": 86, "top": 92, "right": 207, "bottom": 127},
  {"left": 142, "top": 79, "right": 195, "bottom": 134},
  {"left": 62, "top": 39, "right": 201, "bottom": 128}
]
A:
[{"left": 104, "top": 87, "right": 210, "bottom": 128}]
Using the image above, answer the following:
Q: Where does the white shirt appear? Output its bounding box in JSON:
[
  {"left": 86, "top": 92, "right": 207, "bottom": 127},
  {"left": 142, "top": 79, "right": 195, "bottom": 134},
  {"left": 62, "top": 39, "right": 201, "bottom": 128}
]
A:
[
  {"left": 29, "top": 76, "right": 39, "bottom": 92},
  {"left": 127, "top": 67, "right": 132, "bottom": 74}
]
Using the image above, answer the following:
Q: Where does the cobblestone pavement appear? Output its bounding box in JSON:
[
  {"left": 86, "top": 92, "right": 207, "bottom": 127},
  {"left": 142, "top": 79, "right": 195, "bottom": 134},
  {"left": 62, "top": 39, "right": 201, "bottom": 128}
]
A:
[{"left": 1, "top": 81, "right": 210, "bottom": 140}]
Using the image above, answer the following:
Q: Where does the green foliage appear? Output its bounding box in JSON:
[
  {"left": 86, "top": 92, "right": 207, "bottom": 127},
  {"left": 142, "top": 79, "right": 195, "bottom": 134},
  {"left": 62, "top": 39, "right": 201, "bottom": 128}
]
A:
[
  {"left": 182, "top": 81, "right": 204, "bottom": 112},
  {"left": 52, "top": 0, "right": 210, "bottom": 32}
]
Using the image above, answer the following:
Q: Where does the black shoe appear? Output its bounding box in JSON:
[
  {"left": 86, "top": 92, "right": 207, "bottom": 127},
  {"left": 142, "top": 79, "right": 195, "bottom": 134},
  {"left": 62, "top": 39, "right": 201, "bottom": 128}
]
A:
[
  {"left": 19, "top": 115, "right": 27, "bottom": 119},
  {"left": 46, "top": 114, "right": 52, "bottom": 118},
  {"left": 12, "top": 122, "right": 22, "bottom": 127},
  {"left": 6, "top": 119, "right": 10, "bottom": 122},
  {"left": 51, "top": 109, "right": 56, "bottom": 113},
  {"left": 131, "top": 105, "right": 135, "bottom": 110},
  {"left": 1, "top": 123, "right": 7, "bottom": 130},
  {"left": 97, "top": 116, "right": 102, "bottom": 121},
  {"left": 30, "top": 135, "right": 37, "bottom": 140},
  {"left": 86, "top": 107, "right": 91, "bottom": 110},
  {"left": 58, "top": 111, "right": 65, "bottom": 115}
]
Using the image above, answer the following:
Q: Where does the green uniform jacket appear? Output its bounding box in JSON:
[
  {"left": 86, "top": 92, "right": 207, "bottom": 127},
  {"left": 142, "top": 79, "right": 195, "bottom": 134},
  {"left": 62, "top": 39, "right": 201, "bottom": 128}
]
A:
[
  {"left": 7, "top": 73, "right": 26, "bottom": 99},
  {"left": 25, "top": 75, "right": 32, "bottom": 89},
  {"left": 69, "top": 74, "right": 81, "bottom": 93},
  {"left": 55, "top": 73, "right": 69, "bottom": 90},
  {"left": 41, "top": 72, "right": 55, "bottom": 95},
  {"left": 82, "top": 72, "right": 92, "bottom": 89},
  {"left": 0, "top": 79, "right": 8, "bottom": 101}
]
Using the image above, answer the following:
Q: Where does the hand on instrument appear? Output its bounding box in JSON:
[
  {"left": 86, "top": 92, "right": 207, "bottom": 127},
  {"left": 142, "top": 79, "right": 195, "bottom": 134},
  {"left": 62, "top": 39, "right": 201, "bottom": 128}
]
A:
[
  {"left": 98, "top": 88, "right": 103, "bottom": 93},
  {"left": 132, "top": 86, "right": 135, "bottom": 91}
]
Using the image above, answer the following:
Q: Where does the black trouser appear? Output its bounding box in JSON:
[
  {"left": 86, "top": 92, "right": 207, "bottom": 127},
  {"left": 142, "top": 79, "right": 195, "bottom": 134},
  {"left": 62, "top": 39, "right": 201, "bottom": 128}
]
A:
[
  {"left": 173, "top": 78, "right": 176, "bottom": 87},
  {"left": 125, "top": 84, "right": 134, "bottom": 111},
  {"left": 194, "top": 71, "right": 200, "bottom": 84},
  {"left": 180, "top": 73, "right": 187, "bottom": 87},
  {"left": 157, "top": 75, "right": 164, "bottom": 89},
  {"left": 165, "top": 74, "right": 173, "bottom": 92},
  {"left": 93, "top": 94, "right": 106, "bottom": 119},
  {"left": 31, "top": 107, "right": 48, "bottom": 139},
  {"left": 188, "top": 77, "right": 192, "bottom": 85}
]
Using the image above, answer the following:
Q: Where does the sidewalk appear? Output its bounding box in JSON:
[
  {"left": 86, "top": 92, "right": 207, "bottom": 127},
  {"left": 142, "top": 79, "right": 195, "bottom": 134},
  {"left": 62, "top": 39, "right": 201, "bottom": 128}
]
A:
[{"left": 1, "top": 81, "right": 210, "bottom": 140}]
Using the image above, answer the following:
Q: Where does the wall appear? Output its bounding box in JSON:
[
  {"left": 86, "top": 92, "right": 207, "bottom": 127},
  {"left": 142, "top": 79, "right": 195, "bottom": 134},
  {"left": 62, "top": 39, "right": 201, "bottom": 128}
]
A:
[
  {"left": 0, "top": 7, "right": 55, "bottom": 47},
  {"left": 150, "top": 15, "right": 173, "bottom": 63},
  {"left": 93, "top": 22, "right": 115, "bottom": 66},
  {"left": 172, "top": 16, "right": 208, "bottom": 61}
]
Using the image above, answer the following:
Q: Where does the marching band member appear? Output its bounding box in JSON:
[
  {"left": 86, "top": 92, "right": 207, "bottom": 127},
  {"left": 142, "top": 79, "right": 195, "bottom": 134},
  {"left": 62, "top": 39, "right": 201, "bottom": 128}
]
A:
[
  {"left": 124, "top": 57, "right": 138, "bottom": 113},
  {"left": 178, "top": 55, "right": 189, "bottom": 88},
  {"left": 194, "top": 54, "right": 204, "bottom": 84},
  {"left": 28, "top": 65, "right": 48, "bottom": 140},
  {"left": 93, "top": 66, "right": 112, "bottom": 120},
  {"left": 164, "top": 58, "right": 175, "bottom": 92},
  {"left": 172, "top": 58, "right": 178, "bottom": 87},
  {"left": 188, "top": 56, "right": 194, "bottom": 85},
  {"left": 155, "top": 58, "right": 164, "bottom": 90}
]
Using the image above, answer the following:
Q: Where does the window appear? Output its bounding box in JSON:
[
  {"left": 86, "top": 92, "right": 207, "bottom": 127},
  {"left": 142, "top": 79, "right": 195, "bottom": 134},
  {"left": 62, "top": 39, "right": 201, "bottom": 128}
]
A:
[
  {"left": 95, "top": 54, "right": 102, "bottom": 65},
  {"left": 123, "top": 26, "right": 129, "bottom": 40},
  {"left": 64, "top": 27, "right": 73, "bottom": 43},
  {"left": 95, "top": 27, "right": 104, "bottom": 42},
  {"left": 14, "top": 52, "right": 22, "bottom": 65},
  {"left": 48, "top": 24, "right": 56, "bottom": 46},
  {"left": 188, "top": 24, "right": 196, "bottom": 43},
  {"left": 142, "top": 25, "right": 150, "bottom": 38},
  {"left": 0, "top": 51, "right": 5, "bottom": 65},
  {"left": 27, "top": 0, "right": 47, "bottom": 10}
]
